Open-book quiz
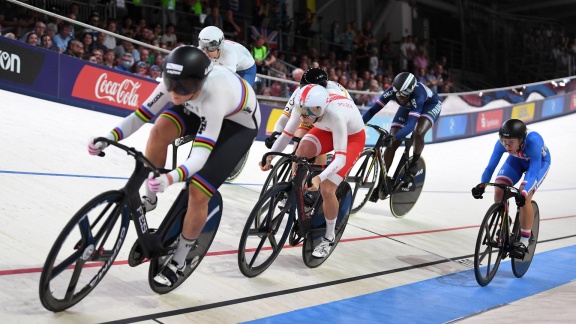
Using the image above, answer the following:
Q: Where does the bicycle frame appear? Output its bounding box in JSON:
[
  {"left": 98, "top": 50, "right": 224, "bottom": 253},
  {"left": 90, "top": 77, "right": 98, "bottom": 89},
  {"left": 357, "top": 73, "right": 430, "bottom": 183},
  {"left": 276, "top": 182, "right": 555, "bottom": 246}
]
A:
[
  {"left": 262, "top": 152, "right": 324, "bottom": 238},
  {"left": 365, "top": 124, "right": 415, "bottom": 196}
]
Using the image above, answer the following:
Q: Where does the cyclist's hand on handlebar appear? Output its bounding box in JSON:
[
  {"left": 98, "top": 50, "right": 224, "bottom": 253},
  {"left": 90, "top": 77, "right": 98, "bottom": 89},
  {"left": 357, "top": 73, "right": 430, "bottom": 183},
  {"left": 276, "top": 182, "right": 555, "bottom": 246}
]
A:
[
  {"left": 383, "top": 135, "right": 396, "bottom": 148},
  {"left": 515, "top": 192, "right": 526, "bottom": 207},
  {"left": 264, "top": 131, "right": 281, "bottom": 149},
  {"left": 148, "top": 173, "right": 172, "bottom": 193},
  {"left": 259, "top": 155, "right": 274, "bottom": 171},
  {"left": 305, "top": 175, "right": 321, "bottom": 191},
  {"left": 88, "top": 137, "right": 108, "bottom": 156},
  {"left": 471, "top": 183, "right": 485, "bottom": 199}
]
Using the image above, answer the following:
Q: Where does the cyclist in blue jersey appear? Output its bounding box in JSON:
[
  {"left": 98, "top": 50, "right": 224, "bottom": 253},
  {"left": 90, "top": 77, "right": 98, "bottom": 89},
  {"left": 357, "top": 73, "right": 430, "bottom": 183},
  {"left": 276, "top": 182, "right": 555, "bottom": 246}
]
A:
[
  {"left": 362, "top": 72, "right": 442, "bottom": 198},
  {"left": 472, "top": 119, "right": 551, "bottom": 256}
]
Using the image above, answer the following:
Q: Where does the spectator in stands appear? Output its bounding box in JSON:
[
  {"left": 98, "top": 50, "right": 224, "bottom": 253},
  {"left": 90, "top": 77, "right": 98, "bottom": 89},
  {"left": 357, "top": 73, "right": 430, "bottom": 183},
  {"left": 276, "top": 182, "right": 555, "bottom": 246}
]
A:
[
  {"left": 64, "top": 39, "right": 84, "bottom": 58},
  {"left": 251, "top": 35, "right": 276, "bottom": 74},
  {"left": 92, "top": 32, "right": 109, "bottom": 52},
  {"left": 53, "top": 22, "right": 73, "bottom": 52},
  {"left": 330, "top": 20, "right": 342, "bottom": 55},
  {"left": 78, "top": 14, "right": 99, "bottom": 39},
  {"left": 416, "top": 67, "right": 427, "bottom": 84},
  {"left": 151, "top": 23, "right": 163, "bottom": 43},
  {"left": 80, "top": 32, "right": 94, "bottom": 54},
  {"left": 25, "top": 32, "right": 38, "bottom": 46},
  {"left": 117, "top": 52, "right": 134, "bottom": 72},
  {"left": 45, "top": 23, "right": 57, "bottom": 42},
  {"left": 40, "top": 34, "right": 57, "bottom": 51},
  {"left": 425, "top": 66, "right": 440, "bottom": 93},
  {"left": 134, "top": 61, "right": 149, "bottom": 77},
  {"left": 288, "top": 68, "right": 304, "bottom": 94},
  {"left": 149, "top": 65, "right": 161, "bottom": 80},
  {"left": 120, "top": 16, "right": 134, "bottom": 35},
  {"left": 160, "top": 23, "right": 177, "bottom": 49},
  {"left": 115, "top": 36, "right": 140, "bottom": 62},
  {"left": 4, "top": 33, "right": 16, "bottom": 40},
  {"left": 223, "top": 9, "right": 242, "bottom": 41},
  {"left": 103, "top": 20, "right": 118, "bottom": 50},
  {"left": 85, "top": 54, "right": 98, "bottom": 64},
  {"left": 103, "top": 49, "right": 116, "bottom": 68},
  {"left": 412, "top": 48, "right": 429, "bottom": 76},
  {"left": 361, "top": 20, "right": 377, "bottom": 49},
  {"left": 19, "top": 20, "right": 45, "bottom": 43},
  {"left": 204, "top": 5, "right": 223, "bottom": 30},
  {"left": 92, "top": 48, "right": 104, "bottom": 64}
]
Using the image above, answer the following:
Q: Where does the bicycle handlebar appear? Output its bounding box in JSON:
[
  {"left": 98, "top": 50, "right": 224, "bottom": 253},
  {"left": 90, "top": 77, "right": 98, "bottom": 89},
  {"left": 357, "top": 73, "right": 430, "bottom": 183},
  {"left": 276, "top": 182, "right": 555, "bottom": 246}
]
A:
[
  {"left": 482, "top": 182, "right": 521, "bottom": 194},
  {"left": 365, "top": 123, "right": 411, "bottom": 144},
  {"left": 94, "top": 137, "right": 162, "bottom": 177}
]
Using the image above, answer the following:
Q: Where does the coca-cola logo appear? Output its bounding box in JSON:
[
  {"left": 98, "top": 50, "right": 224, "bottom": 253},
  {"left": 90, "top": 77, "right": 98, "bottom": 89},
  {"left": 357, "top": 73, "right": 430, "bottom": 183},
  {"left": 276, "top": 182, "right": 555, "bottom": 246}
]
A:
[
  {"left": 95, "top": 73, "right": 141, "bottom": 108},
  {"left": 71, "top": 65, "right": 158, "bottom": 111}
]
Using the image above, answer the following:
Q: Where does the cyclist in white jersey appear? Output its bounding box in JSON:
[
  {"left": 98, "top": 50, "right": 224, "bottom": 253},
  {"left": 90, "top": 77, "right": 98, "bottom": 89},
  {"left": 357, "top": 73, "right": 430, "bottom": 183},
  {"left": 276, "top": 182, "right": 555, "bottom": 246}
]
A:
[
  {"left": 261, "top": 84, "right": 365, "bottom": 258},
  {"left": 198, "top": 26, "right": 257, "bottom": 86},
  {"left": 88, "top": 46, "right": 261, "bottom": 286},
  {"left": 265, "top": 68, "right": 350, "bottom": 165}
]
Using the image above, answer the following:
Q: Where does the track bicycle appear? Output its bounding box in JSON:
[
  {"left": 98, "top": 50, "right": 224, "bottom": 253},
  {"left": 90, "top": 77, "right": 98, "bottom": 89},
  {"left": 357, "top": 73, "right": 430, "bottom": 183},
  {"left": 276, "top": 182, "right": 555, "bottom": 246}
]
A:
[
  {"left": 473, "top": 182, "right": 540, "bottom": 286},
  {"left": 39, "top": 137, "right": 223, "bottom": 312},
  {"left": 172, "top": 135, "right": 249, "bottom": 182},
  {"left": 346, "top": 123, "right": 426, "bottom": 217},
  {"left": 237, "top": 152, "right": 352, "bottom": 278}
]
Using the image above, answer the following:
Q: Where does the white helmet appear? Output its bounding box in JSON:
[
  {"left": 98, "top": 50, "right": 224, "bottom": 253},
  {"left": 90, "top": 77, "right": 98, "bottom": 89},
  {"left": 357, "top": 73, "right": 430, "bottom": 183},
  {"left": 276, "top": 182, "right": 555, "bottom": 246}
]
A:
[
  {"left": 296, "top": 84, "right": 329, "bottom": 118},
  {"left": 198, "top": 26, "right": 224, "bottom": 52}
]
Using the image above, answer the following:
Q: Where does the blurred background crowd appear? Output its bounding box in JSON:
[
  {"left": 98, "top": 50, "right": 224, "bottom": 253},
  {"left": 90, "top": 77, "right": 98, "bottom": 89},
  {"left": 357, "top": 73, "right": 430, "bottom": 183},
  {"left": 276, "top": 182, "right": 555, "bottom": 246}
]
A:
[{"left": 1, "top": 0, "right": 575, "bottom": 106}]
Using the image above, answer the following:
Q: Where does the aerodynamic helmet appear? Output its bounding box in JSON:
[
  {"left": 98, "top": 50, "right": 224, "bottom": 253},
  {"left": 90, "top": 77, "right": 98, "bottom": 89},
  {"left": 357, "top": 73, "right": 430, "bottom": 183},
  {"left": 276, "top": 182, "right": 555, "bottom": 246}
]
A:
[
  {"left": 163, "top": 45, "right": 213, "bottom": 95},
  {"left": 300, "top": 67, "right": 328, "bottom": 88},
  {"left": 296, "top": 84, "right": 329, "bottom": 118},
  {"left": 198, "top": 26, "right": 224, "bottom": 52},
  {"left": 392, "top": 72, "right": 417, "bottom": 97}
]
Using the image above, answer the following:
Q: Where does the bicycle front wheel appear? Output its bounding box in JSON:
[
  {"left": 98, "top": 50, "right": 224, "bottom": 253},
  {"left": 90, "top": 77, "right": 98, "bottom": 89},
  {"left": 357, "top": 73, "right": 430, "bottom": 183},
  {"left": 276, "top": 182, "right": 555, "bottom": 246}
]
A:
[
  {"left": 390, "top": 156, "right": 426, "bottom": 218},
  {"left": 473, "top": 203, "right": 506, "bottom": 286},
  {"left": 39, "top": 190, "right": 129, "bottom": 312},
  {"left": 260, "top": 156, "right": 293, "bottom": 197},
  {"left": 346, "top": 148, "right": 379, "bottom": 214},
  {"left": 512, "top": 201, "right": 540, "bottom": 278},
  {"left": 238, "top": 183, "right": 294, "bottom": 278},
  {"left": 302, "top": 181, "right": 352, "bottom": 268}
]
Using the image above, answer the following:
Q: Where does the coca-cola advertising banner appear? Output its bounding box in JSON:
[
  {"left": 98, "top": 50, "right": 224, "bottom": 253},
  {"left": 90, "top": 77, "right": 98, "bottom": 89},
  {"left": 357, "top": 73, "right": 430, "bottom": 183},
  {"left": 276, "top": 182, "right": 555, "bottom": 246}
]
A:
[{"left": 71, "top": 65, "right": 157, "bottom": 111}]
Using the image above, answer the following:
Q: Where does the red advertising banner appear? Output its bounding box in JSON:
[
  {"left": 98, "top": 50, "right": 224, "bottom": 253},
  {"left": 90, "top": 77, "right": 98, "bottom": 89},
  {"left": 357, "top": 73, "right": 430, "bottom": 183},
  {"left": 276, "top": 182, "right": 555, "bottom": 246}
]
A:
[
  {"left": 476, "top": 109, "right": 503, "bottom": 132},
  {"left": 571, "top": 93, "right": 576, "bottom": 111},
  {"left": 71, "top": 65, "right": 158, "bottom": 111}
]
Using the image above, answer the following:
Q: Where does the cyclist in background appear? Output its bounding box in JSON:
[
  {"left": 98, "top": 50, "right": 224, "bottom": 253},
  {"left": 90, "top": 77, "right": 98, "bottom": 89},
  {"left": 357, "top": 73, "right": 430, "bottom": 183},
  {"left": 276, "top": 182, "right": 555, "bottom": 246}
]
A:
[
  {"left": 362, "top": 72, "right": 442, "bottom": 199},
  {"left": 88, "top": 46, "right": 260, "bottom": 286},
  {"left": 260, "top": 84, "right": 365, "bottom": 258},
  {"left": 265, "top": 67, "right": 350, "bottom": 165},
  {"left": 472, "top": 119, "right": 551, "bottom": 256},
  {"left": 198, "top": 26, "right": 257, "bottom": 86}
]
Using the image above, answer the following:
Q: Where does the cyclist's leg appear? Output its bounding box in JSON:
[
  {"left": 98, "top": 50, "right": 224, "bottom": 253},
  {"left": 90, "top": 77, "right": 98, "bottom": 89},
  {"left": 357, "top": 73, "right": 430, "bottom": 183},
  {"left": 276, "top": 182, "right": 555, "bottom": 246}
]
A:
[
  {"left": 494, "top": 155, "right": 523, "bottom": 203},
  {"left": 237, "top": 63, "right": 257, "bottom": 87},
  {"left": 144, "top": 106, "right": 201, "bottom": 209},
  {"left": 518, "top": 160, "right": 550, "bottom": 246},
  {"left": 155, "top": 121, "right": 256, "bottom": 285}
]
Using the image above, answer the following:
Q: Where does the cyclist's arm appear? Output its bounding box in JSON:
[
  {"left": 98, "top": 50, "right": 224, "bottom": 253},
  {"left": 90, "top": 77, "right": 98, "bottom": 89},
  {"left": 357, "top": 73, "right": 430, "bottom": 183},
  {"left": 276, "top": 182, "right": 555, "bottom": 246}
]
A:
[
  {"left": 318, "top": 114, "right": 348, "bottom": 182},
  {"left": 106, "top": 82, "right": 170, "bottom": 141},
  {"left": 361, "top": 87, "right": 393, "bottom": 123},
  {"left": 480, "top": 140, "right": 506, "bottom": 183},
  {"left": 270, "top": 109, "right": 301, "bottom": 153},
  {"left": 522, "top": 132, "right": 546, "bottom": 196},
  {"left": 393, "top": 92, "right": 426, "bottom": 140}
]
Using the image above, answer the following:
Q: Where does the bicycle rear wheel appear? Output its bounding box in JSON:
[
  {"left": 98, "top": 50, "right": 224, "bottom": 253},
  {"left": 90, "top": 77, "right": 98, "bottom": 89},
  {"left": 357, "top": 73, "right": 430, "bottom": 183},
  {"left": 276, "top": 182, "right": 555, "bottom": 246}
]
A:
[
  {"left": 238, "top": 183, "right": 295, "bottom": 277},
  {"left": 227, "top": 150, "right": 250, "bottom": 182},
  {"left": 260, "top": 156, "right": 293, "bottom": 196},
  {"left": 302, "top": 182, "right": 352, "bottom": 268},
  {"left": 148, "top": 191, "right": 223, "bottom": 294},
  {"left": 473, "top": 203, "right": 506, "bottom": 286},
  {"left": 389, "top": 157, "right": 426, "bottom": 218},
  {"left": 346, "top": 149, "right": 378, "bottom": 214},
  {"left": 39, "top": 190, "right": 129, "bottom": 312},
  {"left": 512, "top": 201, "right": 540, "bottom": 278}
]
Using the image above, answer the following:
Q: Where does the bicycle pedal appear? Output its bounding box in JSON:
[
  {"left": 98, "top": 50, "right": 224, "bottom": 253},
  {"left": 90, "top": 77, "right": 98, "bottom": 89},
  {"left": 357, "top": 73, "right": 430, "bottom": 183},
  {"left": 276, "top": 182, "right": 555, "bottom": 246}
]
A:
[{"left": 128, "top": 240, "right": 145, "bottom": 267}]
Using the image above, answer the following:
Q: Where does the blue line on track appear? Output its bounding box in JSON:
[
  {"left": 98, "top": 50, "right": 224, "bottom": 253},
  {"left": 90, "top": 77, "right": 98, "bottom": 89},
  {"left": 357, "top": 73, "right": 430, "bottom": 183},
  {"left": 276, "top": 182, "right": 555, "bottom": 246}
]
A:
[{"left": 242, "top": 245, "right": 576, "bottom": 323}]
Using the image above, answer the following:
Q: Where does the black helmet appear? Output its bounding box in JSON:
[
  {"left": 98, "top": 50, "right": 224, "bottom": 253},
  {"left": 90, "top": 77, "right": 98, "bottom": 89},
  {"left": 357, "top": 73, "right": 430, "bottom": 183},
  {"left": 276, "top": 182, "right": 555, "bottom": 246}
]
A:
[
  {"left": 300, "top": 67, "right": 328, "bottom": 88},
  {"left": 499, "top": 119, "right": 527, "bottom": 143},
  {"left": 163, "top": 45, "right": 213, "bottom": 95},
  {"left": 392, "top": 72, "right": 417, "bottom": 97}
]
